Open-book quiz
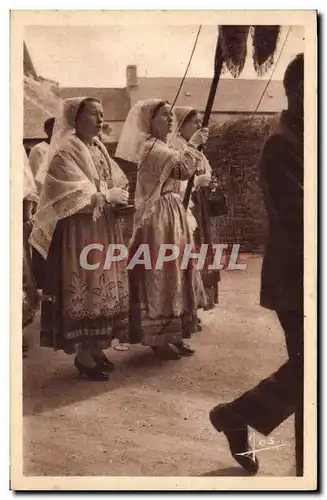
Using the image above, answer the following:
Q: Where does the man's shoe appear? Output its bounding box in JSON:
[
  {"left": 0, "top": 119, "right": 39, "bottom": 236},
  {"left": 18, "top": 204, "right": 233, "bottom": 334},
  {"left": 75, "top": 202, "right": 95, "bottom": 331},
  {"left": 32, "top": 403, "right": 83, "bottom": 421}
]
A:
[{"left": 209, "top": 403, "right": 259, "bottom": 475}]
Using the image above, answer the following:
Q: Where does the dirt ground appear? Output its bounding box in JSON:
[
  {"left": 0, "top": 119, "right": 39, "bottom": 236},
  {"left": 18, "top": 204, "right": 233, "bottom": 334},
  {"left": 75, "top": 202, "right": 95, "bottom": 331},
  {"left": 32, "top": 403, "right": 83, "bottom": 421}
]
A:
[{"left": 23, "top": 255, "right": 295, "bottom": 478}]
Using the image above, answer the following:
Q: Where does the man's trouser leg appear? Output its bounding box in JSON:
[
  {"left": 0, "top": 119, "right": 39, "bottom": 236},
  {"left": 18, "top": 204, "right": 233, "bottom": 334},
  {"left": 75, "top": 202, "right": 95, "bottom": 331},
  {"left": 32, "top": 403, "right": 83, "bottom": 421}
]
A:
[
  {"left": 226, "top": 311, "right": 303, "bottom": 473},
  {"left": 277, "top": 311, "right": 304, "bottom": 476}
]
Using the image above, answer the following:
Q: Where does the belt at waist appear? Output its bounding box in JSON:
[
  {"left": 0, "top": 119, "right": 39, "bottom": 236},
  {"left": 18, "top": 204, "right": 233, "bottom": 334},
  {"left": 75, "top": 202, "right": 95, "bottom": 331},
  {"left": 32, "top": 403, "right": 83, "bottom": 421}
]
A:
[{"left": 161, "top": 191, "right": 182, "bottom": 199}]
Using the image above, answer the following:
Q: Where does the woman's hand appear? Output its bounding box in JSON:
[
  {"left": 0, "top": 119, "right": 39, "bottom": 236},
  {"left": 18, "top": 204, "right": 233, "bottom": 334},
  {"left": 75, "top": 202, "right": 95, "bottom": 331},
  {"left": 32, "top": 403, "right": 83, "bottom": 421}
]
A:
[
  {"left": 106, "top": 187, "right": 129, "bottom": 205},
  {"left": 189, "top": 127, "right": 209, "bottom": 148},
  {"left": 195, "top": 172, "right": 211, "bottom": 189}
]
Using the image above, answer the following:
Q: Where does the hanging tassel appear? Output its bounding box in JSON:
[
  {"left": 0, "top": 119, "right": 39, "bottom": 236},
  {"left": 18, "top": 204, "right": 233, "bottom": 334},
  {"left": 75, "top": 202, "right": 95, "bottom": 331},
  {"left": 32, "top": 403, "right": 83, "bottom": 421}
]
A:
[
  {"left": 252, "top": 25, "right": 281, "bottom": 76},
  {"left": 92, "top": 192, "right": 106, "bottom": 222},
  {"left": 219, "top": 26, "right": 250, "bottom": 78}
]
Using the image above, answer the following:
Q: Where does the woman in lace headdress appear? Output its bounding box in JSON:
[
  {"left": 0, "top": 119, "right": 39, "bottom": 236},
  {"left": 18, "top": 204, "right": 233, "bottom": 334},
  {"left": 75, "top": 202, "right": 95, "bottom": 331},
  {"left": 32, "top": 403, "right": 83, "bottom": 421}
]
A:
[
  {"left": 30, "top": 97, "right": 129, "bottom": 380},
  {"left": 116, "top": 98, "right": 208, "bottom": 360},
  {"left": 169, "top": 106, "right": 220, "bottom": 310}
]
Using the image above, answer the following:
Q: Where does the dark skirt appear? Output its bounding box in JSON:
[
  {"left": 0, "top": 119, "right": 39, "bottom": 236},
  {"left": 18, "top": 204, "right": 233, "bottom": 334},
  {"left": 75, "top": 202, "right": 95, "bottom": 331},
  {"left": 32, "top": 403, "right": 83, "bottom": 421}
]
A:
[
  {"left": 193, "top": 224, "right": 220, "bottom": 310},
  {"left": 36, "top": 208, "right": 129, "bottom": 354}
]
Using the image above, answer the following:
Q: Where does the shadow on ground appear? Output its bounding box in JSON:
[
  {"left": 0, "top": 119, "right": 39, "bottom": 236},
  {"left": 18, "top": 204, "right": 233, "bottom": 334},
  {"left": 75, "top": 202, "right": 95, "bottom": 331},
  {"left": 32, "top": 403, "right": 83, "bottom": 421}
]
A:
[{"left": 201, "top": 466, "right": 254, "bottom": 477}]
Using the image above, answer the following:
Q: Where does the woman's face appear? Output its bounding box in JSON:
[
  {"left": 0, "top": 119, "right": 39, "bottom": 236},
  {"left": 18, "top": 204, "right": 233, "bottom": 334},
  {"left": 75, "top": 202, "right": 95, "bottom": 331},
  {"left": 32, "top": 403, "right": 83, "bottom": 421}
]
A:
[
  {"left": 150, "top": 103, "right": 172, "bottom": 141},
  {"left": 180, "top": 111, "right": 202, "bottom": 142},
  {"left": 75, "top": 100, "right": 104, "bottom": 139}
]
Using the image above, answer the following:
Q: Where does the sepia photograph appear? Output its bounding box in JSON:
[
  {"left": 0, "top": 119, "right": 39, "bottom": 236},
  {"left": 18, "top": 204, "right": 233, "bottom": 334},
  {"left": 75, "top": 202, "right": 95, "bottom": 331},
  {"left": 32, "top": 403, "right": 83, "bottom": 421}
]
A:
[{"left": 11, "top": 10, "right": 317, "bottom": 491}]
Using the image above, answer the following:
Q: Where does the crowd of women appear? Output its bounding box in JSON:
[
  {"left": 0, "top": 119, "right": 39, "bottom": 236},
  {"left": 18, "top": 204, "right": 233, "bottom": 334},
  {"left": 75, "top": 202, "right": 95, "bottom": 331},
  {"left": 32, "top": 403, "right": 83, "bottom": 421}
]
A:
[{"left": 23, "top": 96, "right": 223, "bottom": 380}]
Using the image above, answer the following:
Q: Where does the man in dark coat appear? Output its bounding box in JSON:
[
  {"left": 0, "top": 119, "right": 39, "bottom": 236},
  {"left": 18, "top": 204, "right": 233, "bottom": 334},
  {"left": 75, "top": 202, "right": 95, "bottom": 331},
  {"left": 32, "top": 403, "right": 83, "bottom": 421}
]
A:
[{"left": 209, "top": 53, "right": 304, "bottom": 476}]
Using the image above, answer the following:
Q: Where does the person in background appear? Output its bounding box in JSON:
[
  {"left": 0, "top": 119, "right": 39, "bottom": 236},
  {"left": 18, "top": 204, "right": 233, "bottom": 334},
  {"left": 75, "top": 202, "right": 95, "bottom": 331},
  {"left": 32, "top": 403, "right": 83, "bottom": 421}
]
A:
[
  {"left": 209, "top": 53, "right": 304, "bottom": 476},
  {"left": 116, "top": 98, "right": 208, "bottom": 360},
  {"left": 169, "top": 106, "right": 220, "bottom": 312},
  {"left": 23, "top": 147, "right": 40, "bottom": 356},
  {"left": 30, "top": 97, "right": 130, "bottom": 381},
  {"left": 29, "top": 116, "right": 55, "bottom": 193},
  {"left": 98, "top": 123, "right": 113, "bottom": 144}
]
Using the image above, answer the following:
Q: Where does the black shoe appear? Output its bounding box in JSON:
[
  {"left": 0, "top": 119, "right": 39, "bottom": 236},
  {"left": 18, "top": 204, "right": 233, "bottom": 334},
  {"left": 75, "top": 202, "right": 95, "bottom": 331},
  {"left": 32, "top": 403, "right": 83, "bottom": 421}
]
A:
[
  {"left": 92, "top": 353, "right": 115, "bottom": 372},
  {"left": 173, "top": 342, "right": 195, "bottom": 356},
  {"left": 74, "top": 357, "right": 109, "bottom": 381},
  {"left": 209, "top": 404, "right": 259, "bottom": 475},
  {"left": 151, "top": 346, "right": 181, "bottom": 361}
]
